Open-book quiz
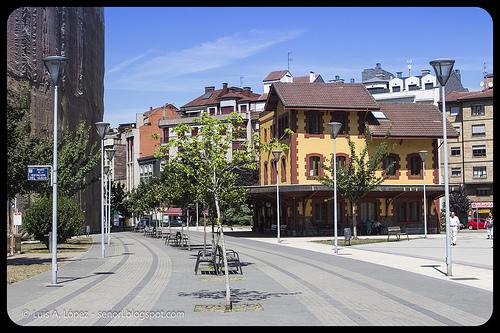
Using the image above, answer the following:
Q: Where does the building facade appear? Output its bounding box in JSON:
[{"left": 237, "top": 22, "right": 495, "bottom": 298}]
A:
[
  {"left": 250, "top": 82, "right": 459, "bottom": 236},
  {"left": 443, "top": 74, "right": 494, "bottom": 217}
]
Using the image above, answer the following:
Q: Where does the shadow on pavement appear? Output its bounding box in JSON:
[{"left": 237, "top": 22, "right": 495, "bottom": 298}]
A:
[{"left": 178, "top": 288, "right": 301, "bottom": 303}]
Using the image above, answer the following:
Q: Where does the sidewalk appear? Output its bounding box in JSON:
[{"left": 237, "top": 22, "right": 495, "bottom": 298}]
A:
[{"left": 239, "top": 231, "right": 493, "bottom": 292}]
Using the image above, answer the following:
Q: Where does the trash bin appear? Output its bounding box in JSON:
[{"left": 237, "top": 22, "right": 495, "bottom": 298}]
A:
[
  {"left": 344, "top": 228, "right": 352, "bottom": 246},
  {"left": 14, "top": 234, "right": 22, "bottom": 253}
]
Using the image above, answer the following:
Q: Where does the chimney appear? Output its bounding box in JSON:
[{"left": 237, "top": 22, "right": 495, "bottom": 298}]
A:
[
  {"left": 150, "top": 106, "right": 153, "bottom": 111},
  {"left": 421, "top": 69, "right": 431, "bottom": 76},
  {"left": 335, "top": 75, "right": 340, "bottom": 81},
  {"left": 205, "top": 86, "right": 215, "bottom": 93},
  {"left": 222, "top": 82, "right": 228, "bottom": 94},
  {"left": 309, "top": 71, "right": 315, "bottom": 82},
  {"left": 376, "top": 63, "right": 381, "bottom": 70},
  {"left": 243, "top": 86, "right": 252, "bottom": 97},
  {"left": 350, "top": 78, "right": 355, "bottom": 83},
  {"left": 397, "top": 72, "right": 403, "bottom": 79}
]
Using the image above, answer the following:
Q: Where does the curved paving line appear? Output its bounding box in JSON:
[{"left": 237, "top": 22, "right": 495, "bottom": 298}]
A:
[
  {"left": 92, "top": 233, "right": 160, "bottom": 326},
  {"left": 211, "top": 237, "right": 464, "bottom": 326},
  {"left": 16, "top": 236, "right": 130, "bottom": 326}
]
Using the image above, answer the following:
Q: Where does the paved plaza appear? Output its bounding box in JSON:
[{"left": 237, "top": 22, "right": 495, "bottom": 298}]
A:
[{"left": 7, "top": 228, "right": 494, "bottom": 326}]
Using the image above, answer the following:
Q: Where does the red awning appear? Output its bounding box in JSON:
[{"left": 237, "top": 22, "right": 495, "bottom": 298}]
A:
[{"left": 165, "top": 208, "right": 182, "bottom": 216}]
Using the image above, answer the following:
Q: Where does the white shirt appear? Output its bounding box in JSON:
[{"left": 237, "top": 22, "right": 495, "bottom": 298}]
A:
[{"left": 449, "top": 216, "right": 461, "bottom": 228}]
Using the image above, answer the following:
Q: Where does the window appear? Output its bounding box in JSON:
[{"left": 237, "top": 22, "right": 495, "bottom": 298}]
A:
[
  {"left": 471, "top": 104, "right": 485, "bottom": 116},
  {"left": 191, "top": 127, "right": 198, "bottom": 136},
  {"left": 408, "top": 84, "right": 418, "bottom": 91},
  {"left": 270, "top": 160, "right": 276, "bottom": 184},
  {"left": 392, "top": 85, "right": 401, "bottom": 92},
  {"left": 473, "top": 166, "right": 487, "bottom": 178},
  {"left": 454, "top": 126, "right": 461, "bottom": 136},
  {"left": 451, "top": 147, "right": 461, "bottom": 156},
  {"left": 264, "top": 129, "right": 268, "bottom": 143},
  {"left": 281, "top": 157, "right": 286, "bottom": 182},
  {"left": 472, "top": 145, "right": 486, "bottom": 157},
  {"left": 309, "top": 156, "right": 321, "bottom": 177},
  {"left": 408, "top": 155, "right": 422, "bottom": 176},
  {"left": 277, "top": 114, "right": 289, "bottom": 138},
  {"left": 476, "top": 188, "right": 490, "bottom": 196},
  {"left": 263, "top": 162, "right": 268, "bottom": 185},
  {"left": 472, "top": 124, "right": 486, "bottom": 136},
  {"left": 450, "top": 107, "right": 460, "bottom": 116},
  {"left": 209, "top": 107, "right": 216, "bottom": 115},
  {"left": 240, "top": 104, "right": 247, "bottom": 113},
  {"left": 424, "top": 83, "right": 434, "bottom": 90},
  {"left": 397, "top": 202, "right": 407, "bottom": 222},
  {"left": 451, "top": 168, "right": 461, "bottom": 177},
  {"left": 384, "top": 155, "right": 398, "bottom": 177},
  {"left": 313, "top": 201, "right": 328, "bottom": 224},
  {"left": 336, "top": 156, "right": 347, "bottom": 169},
  {"left": 331, "top": 112, "right": 348, "bottom": 135},
  {"left": 409, "top": 202, "right": 419, "bottom": 222},
  {"left": 307, "top": 112, "right": 322, "bottom": 135}
]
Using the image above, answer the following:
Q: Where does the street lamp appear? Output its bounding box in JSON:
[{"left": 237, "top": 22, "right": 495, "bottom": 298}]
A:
[
  {"left": 44, "top": 55, "right": 67, "bottom": 285},
  {"left": 328, "top": 122, "right": 342, "bottom": 254},
  {"left": 272, "top": 149, "right": 282, "bottom": 243},
  {"left": 418, "top": 150, "right": 428, "bottom": 238},
  {"left": 95, "top": 121, "right": 110, "bottom": 258},
  {"left": 430, "top": 58, "right": 455, "bottom": 276},
  {"left": 105, "top": 149, "right": 116, "bottom": 245}
]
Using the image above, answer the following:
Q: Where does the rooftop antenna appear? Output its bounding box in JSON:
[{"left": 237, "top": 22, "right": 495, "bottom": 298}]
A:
[
  {"left": 287, "top": 51, "right": 292, "bottom": 72},
  {"left": 407, "top": 59, "right": 412, "bottom": 77},
  {"left": 483, "top": 62, "right": 487, "bottom": 76},
  {"left": 240, "top": 76, "right": 244, "bottom": 88}
]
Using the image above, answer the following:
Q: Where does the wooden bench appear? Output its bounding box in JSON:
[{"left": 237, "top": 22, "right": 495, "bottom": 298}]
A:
[{"left": 387, "top": 226, "right": 409, "bottom": 241}]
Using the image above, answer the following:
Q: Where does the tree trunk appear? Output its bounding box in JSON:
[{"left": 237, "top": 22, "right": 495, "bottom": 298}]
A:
[
  {"left": 352, "top": 203, "right": 358, "bottom": 239},
  {"left": 215, "top": 194, "right": 232, "bottom": 311},
  {"left": 7, "top": 200, "right": 14, "bottom": 256}
]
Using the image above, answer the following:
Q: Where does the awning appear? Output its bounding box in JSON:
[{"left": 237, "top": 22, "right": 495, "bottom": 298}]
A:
[{"left": 165, "top": 208, "right": 182, "bottom": 216}]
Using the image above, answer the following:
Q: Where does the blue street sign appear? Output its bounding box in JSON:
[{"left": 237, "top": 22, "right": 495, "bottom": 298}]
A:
[{"left": 28, "top": 166, "right": 51, "bottom": 181}]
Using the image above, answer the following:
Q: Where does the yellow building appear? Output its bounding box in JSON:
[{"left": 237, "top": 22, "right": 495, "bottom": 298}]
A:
[{"left": 249, "top": 82, "right": 459, "bottom": 236}]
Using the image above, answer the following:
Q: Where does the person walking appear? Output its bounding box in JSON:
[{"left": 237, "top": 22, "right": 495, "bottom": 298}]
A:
[
  {"left": 449, "top": 211, "right": 461, "bottom": 246},
  {"left": 486, "top": 213, "right": 493, "bottom": 239}
]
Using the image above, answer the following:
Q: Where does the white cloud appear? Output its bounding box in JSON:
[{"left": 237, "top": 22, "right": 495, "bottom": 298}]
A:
[{"left": 106, "top": 28, "right": 304, "bottom": 92}]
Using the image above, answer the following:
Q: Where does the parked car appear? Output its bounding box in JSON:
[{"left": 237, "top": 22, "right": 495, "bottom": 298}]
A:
[
  {"left": 466, "top": 218, "right": 488, "bottom": 230},
  {"left": 166, "top": 217, "right": 184, "bottom": 227}
]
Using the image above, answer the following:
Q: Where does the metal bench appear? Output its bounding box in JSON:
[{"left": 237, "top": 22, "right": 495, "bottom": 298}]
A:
[
  {"left": 194, "top": 248, "right": 218, "bottom": 275},
  {"left": 216, "top": 245, "right": 243, "bottom": 275},
  {"left": 271, "top": 224, "right": 287, "bottom": 236},
  {"left": 387, "top": 226, "right": 409, "bottom": 241}
]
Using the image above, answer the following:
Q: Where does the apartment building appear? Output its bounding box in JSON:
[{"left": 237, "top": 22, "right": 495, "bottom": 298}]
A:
[{"left": 443, "top": 73, "right": 494, "bottom": 217}]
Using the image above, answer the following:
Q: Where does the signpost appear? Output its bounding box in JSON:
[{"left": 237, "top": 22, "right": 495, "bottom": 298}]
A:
[{"left": 28, "top": 165, "right": 51, "bottom": 181}]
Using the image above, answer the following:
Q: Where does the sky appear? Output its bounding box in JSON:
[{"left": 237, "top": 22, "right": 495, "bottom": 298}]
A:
[{"left": 104, "top": 6, "right": 493, "bottom": 127}]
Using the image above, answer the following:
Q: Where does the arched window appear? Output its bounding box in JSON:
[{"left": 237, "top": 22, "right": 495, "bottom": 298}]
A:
[
  {"left": 281, "top": 157, "right": 287, "bottom": 182},
  {"left": 263, "top": 161, "right": 268, "bottom": 185},
  {"left": 383, "top": 153, "right": 400, "bottom": 179},
  {"left": 406, "top": 153, "right": 423, "bottom": 179},
  {"left": 309, "top": 156, "right": 320, "bottom": 177}
]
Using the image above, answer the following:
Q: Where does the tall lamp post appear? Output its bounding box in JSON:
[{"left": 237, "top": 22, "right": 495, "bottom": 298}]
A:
[
  {"left": 272, "top": 149, "right": 282, "bottom": 243},
  {"left": 104, "top": 165, "right": 110, "bottom": 244},
  {"left": 328, "top": 122, "right": 342, "bottom": 254},
  {"left": 105, "top": 149, "right": 116, "bottom": 245},
  {"left": 95, "top": 121, "right": 110, "bottom": 258},
  {"left": 419, "top": 150, "right": 428, "bottom": 238},
  {"left": 430, "top": 58, "right": 455, "bottom": 276},
  {"left": 44, "top": 55, "right": 67, "bottom": 285}
]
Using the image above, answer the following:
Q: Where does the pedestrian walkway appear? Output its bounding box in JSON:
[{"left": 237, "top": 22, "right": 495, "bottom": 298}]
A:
[{"left": 238, "top": 230, "right": 493, "bottom": 292}]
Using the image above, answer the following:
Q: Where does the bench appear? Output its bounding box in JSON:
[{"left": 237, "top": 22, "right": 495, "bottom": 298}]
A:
[
  {"left": 194, "top": 248, "right": 218, "bottom": 275},
  {"left": 216, "top": 245, "right": 243, "bottom": 275},
  {"left": 271, "top": 224, "right": 287, "bottom": 236},
  {"left": 387, "top": 226, "right": 409, "bottom": 241}
]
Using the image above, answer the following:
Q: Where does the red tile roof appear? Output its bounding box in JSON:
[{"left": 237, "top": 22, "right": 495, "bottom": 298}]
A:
[
  {"left": 446, "top": 89, "right": 493, "bottom": 102},
  {"left": 369, "top": 103, "right": 459, "bottom": 138},
  {"left": 263, "top": 70, "right": 289, "bottom": 81},
  {"left": 182, "top": 87, "right": 260, "bottom": 108},
  {"left": 292, "top": 75, "right": 311, "bottom": 83},
  {"left": 269, "top": 82, "right": 380, "bottom": 110}
]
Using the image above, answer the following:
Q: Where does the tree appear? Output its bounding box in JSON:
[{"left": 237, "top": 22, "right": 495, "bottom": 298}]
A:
[
  {"left": 22, "top": 196, "right": 85, "bottom": 248},
  {"left": 111, "top": 182, "right": 131, "bottom": 220},
  {"left": 27, "top": 121, "right": 100, "bottom": 197},
  {"left": 157, "top": 111, "right": 258, "bottom": 310},
  {"left": 440, "top": 187, "right": 471, "bottom": 230},
  {"left": 319, "top": 128, "right": 393, "bottom": 238}
]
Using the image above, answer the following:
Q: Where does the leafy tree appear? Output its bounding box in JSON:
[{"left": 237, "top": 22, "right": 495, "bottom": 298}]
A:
[
  {"left": 157, "top": 111, "right": 258, "bottom": 310},
  {"left": 111, "top": 182, "right": 131, "bottom": 220},
  {"left": 440, "top": 187, "right": 471, "bottom": 230},
  {"left": 27, "top": 122, "right": 100, "bottom": 197},
  {"left": 319, "top": 128, "right": 393, "bottom": 238},
  {"left": 22, "top": 196, "right": 85, "bottom": 248}
]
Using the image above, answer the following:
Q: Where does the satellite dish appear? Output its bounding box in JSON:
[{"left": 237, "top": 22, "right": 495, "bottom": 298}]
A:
[{"left": 488, "top": 81, "right": 493, "bottom": 88}]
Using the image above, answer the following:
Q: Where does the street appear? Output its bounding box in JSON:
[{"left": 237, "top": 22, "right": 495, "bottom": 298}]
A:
[{"left": 7, "top": 229, "right": 493, "bottom": 326}]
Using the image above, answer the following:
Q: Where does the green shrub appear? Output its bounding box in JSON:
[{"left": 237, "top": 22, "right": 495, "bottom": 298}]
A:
[{"left": 22, "top": 196, "right": 84, "bottom": 248}]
